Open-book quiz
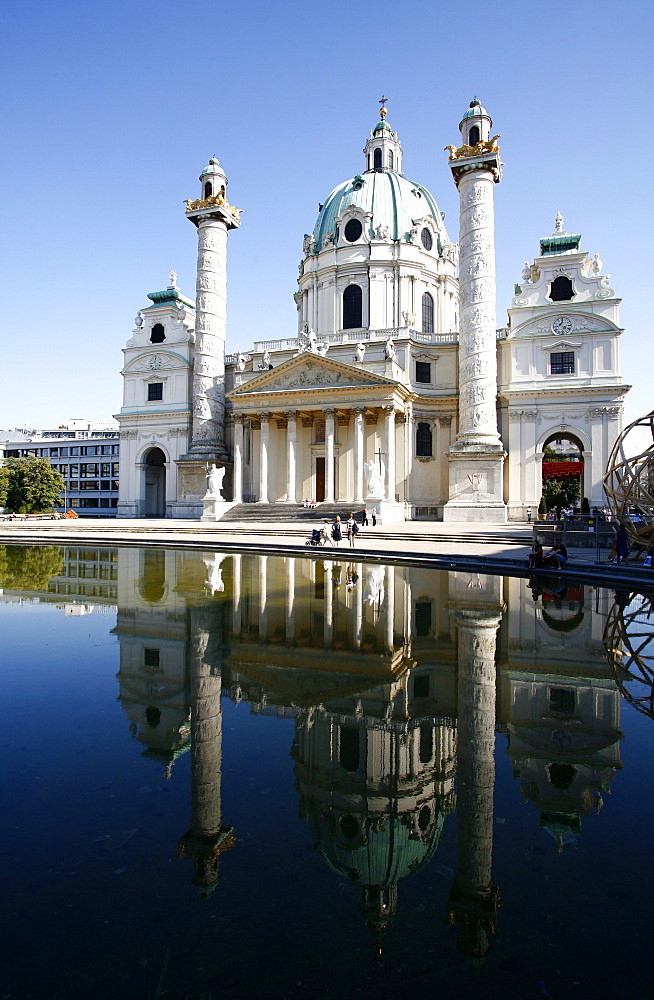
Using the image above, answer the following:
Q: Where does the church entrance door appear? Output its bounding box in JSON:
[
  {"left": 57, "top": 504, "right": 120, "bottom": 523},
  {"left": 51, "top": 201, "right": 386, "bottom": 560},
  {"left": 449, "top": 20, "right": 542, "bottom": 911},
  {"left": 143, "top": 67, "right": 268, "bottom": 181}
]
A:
[
  {"left": 315, "top": 458, "right": 325, "bottom": 502},
  {"left": 144, "top": 448, "right": 166, "bottom": 517}
]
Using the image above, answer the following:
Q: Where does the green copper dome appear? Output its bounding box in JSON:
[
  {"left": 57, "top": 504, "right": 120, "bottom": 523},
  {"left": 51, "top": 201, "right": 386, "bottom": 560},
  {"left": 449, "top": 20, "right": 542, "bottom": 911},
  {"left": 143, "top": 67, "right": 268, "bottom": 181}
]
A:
[
  {"left": 311, "top": 171, "right": 449, "bottom": 253},
  {"left": 307, "top": 807, "right": 445, "bottom": 887},
  {"left": 459, "top": 98, "right": 491, "bottom": 127}
]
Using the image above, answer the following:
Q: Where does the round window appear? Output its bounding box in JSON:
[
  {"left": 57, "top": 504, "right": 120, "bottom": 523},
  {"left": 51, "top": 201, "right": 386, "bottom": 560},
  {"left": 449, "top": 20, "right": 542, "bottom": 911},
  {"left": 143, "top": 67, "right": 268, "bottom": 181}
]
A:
[
  {"left": 421, "top": 228, "right": 433, "bottom": 251},
  {"left": 344, "top": 219, "right": 363, "bottom": 243},
  {"left": 340, "top": 815, "right": 359, "bottom": 840}
]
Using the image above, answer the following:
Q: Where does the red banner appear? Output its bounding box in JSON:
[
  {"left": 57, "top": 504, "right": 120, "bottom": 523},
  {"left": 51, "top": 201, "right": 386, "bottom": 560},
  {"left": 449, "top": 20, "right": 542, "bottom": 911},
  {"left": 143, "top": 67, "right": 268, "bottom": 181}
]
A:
[{"left": 542, "top": 461, "right": 584, "bottom": 479}]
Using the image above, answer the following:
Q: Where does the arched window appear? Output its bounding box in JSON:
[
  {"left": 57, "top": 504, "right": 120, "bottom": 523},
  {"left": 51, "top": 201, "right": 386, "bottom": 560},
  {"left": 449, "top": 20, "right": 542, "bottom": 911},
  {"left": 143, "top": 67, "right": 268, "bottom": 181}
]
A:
[
  {"left": 422, "top": 292, "right": 434, "bottom": 334},
  {"left": 204, "top": 181, "right": 212, "bottom": 199},
  {"left": 388, "top": 149, "right": 394, "bottom": 170},
  {"left": 150, "top": 323, "right": 165, "bottom": 344},
  {"left": 416, "top": 422, "right": 432, "bottom": 456},
  {"left": 550, "top": 275, "right": 574, "bottom": 301},
  {"left": 469, "top": 125, "right": 480, "bottom": 146},
  {"left": 339, "top": 727, "right": 360, "bottom": 772},
  {"left": 343, "top": 284, "right": 362, "bottom": 329},
  {"left": 419, "top": 726, "right": 433, "bottom": 764},
  {"left": 373, "top": 147, "right": 382, "bottom": 171}
]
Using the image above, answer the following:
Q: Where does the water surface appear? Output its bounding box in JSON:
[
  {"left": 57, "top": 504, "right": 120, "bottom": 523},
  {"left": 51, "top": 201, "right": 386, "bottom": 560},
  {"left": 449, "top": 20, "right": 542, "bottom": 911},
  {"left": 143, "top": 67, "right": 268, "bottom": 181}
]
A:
[{"left": 1, "top": 544, "right": 653, "bottom": 999}]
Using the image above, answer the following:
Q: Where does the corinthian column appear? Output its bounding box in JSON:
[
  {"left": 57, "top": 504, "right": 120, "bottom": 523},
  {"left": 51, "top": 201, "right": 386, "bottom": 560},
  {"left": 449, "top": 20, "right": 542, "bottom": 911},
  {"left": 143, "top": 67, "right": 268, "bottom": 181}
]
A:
[
  {"left": 286, "top": 410, "right": 297, "bottom": 503},
  {"left": 354, "top": 407, "right": 365, "bottom": 503},
  {"left": 384, "top": 406, "right": 396, "bottom": 502},
  {"left": 325, "top": 408, "right": 335, "bottom": 503},
  {"left": 258, "top": 413, "right": 270, "bottom": 503},
  {"left": 233, "top": 415, "right": 244, "bottom": 503},
  {"left": 443, "top": 101, "right": 506, "bottom": 523}
]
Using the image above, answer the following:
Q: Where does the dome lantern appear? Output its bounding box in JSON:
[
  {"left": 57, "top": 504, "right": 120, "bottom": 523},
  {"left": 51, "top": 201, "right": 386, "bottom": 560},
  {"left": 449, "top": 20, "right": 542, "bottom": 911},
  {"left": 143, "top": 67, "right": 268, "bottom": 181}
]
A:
[{"left": 364, "top": 97, "right": 403, "bottom": 174}]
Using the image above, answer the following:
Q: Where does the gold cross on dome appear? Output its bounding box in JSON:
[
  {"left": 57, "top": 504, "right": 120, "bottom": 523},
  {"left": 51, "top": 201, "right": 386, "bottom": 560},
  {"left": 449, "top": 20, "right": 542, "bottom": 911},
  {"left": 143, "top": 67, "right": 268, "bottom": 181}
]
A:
[{"left": 379, "top": 95, "right": 388, "bottom": 117}]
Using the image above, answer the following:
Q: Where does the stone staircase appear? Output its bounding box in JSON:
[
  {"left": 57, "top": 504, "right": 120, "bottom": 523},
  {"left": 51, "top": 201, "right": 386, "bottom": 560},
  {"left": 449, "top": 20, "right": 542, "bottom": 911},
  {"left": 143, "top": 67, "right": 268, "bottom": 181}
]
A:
[{"left": 218, "top": 502, "right": 359, "bottom": 523}]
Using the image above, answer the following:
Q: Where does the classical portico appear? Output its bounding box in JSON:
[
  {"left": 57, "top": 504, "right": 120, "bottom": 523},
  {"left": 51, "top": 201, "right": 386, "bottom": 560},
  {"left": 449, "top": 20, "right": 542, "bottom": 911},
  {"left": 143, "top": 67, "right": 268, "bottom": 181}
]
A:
[{"left": 227, "top": 353, "right": 410, "bottom": 520}]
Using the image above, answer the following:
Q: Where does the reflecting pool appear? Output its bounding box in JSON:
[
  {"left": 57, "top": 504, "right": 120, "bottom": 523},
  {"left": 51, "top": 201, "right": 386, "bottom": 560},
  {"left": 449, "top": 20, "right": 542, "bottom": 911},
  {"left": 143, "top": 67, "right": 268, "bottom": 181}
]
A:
[{"left": 1, "top": 544, "right": 653, "bottom": 999}]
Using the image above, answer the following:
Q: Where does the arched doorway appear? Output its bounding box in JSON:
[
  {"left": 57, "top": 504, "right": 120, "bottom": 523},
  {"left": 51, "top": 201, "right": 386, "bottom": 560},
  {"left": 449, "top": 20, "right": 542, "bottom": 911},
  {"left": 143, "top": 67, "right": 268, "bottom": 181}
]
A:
[
  {"left": 541, "top": 433, "right": 584, "bottom": 510},
  {"left": 144, "top": 447, "right": 166, "bottom": 517}
]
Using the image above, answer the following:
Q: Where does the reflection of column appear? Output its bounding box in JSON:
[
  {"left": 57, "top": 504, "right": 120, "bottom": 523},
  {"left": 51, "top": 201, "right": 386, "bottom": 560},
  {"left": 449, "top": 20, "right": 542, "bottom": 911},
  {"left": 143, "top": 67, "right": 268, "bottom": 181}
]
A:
[
  {"left": 384, "top": 406, "right": 396, "bottom": 502},
  {"left": 448, "top": 609, "right": 501, "bottom": 962},
  {"left": 286, "top": 556, "right": 295, "bottom": 643},
  {"left": 385, "top": 564, "right": 395, "bottom": 651},
  {"left": 325, "top": 408, "right": 335, "bottom": 503},
  {"left": 258, "top": 413, "right": 270, "bottom": 503},
  {"left": 231, "top": 554, "right": 242, "bottom": 635},
  {"left": 233, "top": 415, "right": 244, "bottom": 503},
  {"left": 354, "top": 561, "right": 363, "bottom": 649},
  {"left": 286, "top": 410, "right": 297, "bottom": 503},
  {"left": 258, "top": 555, "right": 268, "bottom": 638},
  {"left": 178, "top": 606, "right": 233, "bottom": 894},
  {"left": 354, "top": 407, "right": 365, "bottom": 503},
  {"left": 324, "top": 563, "right": 333, "bottom": 647}
]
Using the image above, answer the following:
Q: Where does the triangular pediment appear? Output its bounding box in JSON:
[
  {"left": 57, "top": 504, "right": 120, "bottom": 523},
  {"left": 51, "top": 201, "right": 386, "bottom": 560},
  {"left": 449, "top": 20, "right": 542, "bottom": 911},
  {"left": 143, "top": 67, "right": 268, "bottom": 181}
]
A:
[{"left": 229, "top": 352, "right": 398, "bottom": 398}]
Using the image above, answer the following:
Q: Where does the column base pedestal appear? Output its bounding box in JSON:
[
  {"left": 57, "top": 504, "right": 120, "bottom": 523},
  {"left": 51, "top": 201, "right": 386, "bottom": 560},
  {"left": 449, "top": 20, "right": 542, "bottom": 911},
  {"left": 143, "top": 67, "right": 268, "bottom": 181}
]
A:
[
  {"left": 443, "top": 448, "right": 506, "bottom": 524},
  {"left": 365, "top": 497, "right": 406, "bottom": 525},
  {"left": 200, "top": 494, "right": 237, "bottom": 521}
]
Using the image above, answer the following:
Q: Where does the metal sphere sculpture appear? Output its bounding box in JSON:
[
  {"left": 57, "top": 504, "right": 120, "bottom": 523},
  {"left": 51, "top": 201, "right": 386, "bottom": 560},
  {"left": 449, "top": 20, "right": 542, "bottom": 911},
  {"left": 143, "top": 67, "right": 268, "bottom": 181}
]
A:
[
  {"left": 603, "top": 591, "right": 654, "bottom": 721},
  {"left": 603, "top": 410, "right": 654, "bottom": 545}
]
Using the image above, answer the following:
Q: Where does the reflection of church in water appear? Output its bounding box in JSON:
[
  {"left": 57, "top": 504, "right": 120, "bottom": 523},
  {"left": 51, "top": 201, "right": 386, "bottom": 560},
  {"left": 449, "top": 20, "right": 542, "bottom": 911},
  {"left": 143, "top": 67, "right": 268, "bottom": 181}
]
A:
[{"left": 110, "top": 548, "right": 623, "bottom": 958}]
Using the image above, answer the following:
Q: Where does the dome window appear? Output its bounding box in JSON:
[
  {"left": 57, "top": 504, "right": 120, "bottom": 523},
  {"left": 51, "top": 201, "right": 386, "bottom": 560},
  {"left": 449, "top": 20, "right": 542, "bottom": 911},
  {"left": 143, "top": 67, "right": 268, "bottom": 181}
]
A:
[
  {"left": 422, "top": 292, "right": 434, "bottom": 334},
  {"left": 339, "top": 727, "right": 360, "bottom": 772},
  {"left": 343, "top": 284, "right": 362, "bottom": 329},
  {"left": 340, "top": 815, "right": 359, "bottom": 841},
  {"left": 373, "top": 147, "right": 382, "bottom": 171},
  {"left": 150, "top": 323, "right": 165, "bottom": 344},
  {"left": 204, "top": 181, "right": 212, "bottom": 199},
  {"left": 344, "top": 219, "right": 363, "bottom": 243},
  {"left": 388, "top": 149, "right": 394, "bottom": 170},
  {"left": 469, "top": 125, "right": 480, "bottom": 146},
  {"left": 421, "top": 228, "right": 433, "bottom": 251},
  {"left": 550, "top": 275, "right": 575, "bottom": 301}
]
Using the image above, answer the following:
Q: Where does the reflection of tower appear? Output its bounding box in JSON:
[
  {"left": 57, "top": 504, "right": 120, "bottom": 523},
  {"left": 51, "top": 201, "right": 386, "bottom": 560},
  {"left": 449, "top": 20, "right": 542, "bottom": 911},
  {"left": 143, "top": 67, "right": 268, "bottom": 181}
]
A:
[
  {"left": 178, "top": 604, "right": 234, "bottom": 896},
  {"left": 448, "top": 608, "right": 501, "bottom": 963},
  {"left": 293, "top": 689, "right": 456, "bottom": 948}
]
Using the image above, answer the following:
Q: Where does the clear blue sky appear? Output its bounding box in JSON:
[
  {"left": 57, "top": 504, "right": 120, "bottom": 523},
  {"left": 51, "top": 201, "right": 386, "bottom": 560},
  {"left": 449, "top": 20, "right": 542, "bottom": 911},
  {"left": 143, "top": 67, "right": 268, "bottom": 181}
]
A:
[{"left": 1, "top": 0, "right": 652, "bottom": 429}]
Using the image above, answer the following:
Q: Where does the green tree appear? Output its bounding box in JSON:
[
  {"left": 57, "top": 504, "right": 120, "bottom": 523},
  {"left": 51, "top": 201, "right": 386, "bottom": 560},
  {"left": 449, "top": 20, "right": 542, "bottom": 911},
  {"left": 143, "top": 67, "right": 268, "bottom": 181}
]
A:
[
  {"left": 1, "top": 457, "right": 65, "bottom": 513},
  {"left": 541, "top": 476, "right": 580, "bottom": 510}
]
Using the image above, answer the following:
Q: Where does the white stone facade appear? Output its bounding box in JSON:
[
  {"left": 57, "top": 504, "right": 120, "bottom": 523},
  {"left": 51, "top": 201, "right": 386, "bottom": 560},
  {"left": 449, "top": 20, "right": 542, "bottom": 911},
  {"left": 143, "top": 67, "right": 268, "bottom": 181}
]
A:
[{"left": 116, "top": 105, "right": 629, "bottom": 521}]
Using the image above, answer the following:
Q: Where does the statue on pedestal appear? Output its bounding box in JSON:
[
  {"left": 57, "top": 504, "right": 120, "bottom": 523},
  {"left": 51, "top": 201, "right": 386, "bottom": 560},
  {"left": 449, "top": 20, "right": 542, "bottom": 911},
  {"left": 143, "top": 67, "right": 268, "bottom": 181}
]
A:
[{"left": 206, "top": 464, "right": 225, "bottom": 498}]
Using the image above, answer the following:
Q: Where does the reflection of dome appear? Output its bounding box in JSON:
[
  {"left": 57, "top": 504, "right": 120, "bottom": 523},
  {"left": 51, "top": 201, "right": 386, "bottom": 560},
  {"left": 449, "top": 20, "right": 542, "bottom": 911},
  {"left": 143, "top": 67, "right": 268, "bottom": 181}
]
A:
[
  {"left": 307, "top": 805, "right": 444, "bottom": 887},
  {"left": 312, "top": 172, "right": 448, "bottom": 253}
]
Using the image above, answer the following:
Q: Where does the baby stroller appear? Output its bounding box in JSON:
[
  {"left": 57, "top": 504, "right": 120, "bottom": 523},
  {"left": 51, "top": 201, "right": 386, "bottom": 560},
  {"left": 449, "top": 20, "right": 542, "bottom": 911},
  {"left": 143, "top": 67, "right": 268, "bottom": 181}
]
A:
[{"left": 305, "top": 528, "right": 324, "bottom": 547}]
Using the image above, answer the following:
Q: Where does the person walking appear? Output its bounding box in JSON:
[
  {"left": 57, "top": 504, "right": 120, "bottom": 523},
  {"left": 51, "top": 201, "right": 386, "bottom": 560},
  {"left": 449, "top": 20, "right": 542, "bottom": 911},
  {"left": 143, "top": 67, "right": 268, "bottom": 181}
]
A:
[
  {"left": 526, "top": 506, "right": 532, "bottom": 524},
  {"left": 361, "top": 506, "right": 369, "bottom": 526},
  {"left": 614, "top": 521, "right": 630, "bottom": 565},
  {"left": 331, "top": 515, "right": 343, "bottom": 547},
  {"left": 346, "top": 513, "right": 358, "bottom": 547},
  {"left": 371, "top": 509, "right": 377, "bottom": 526}
]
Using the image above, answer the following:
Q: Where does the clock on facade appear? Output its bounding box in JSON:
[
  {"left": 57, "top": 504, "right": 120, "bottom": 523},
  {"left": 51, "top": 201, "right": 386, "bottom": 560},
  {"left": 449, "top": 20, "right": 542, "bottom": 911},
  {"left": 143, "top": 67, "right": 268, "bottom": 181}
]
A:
[{"left": 552, "top": 316, "right": 572, "bottom": 336}]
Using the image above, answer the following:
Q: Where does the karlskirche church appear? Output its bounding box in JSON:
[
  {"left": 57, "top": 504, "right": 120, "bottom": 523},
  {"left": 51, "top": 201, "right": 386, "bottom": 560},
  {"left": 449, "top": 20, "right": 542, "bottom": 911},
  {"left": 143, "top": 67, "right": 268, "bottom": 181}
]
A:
[{"left": 116, "top": 99, "right": 629, "bottom": 522}]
